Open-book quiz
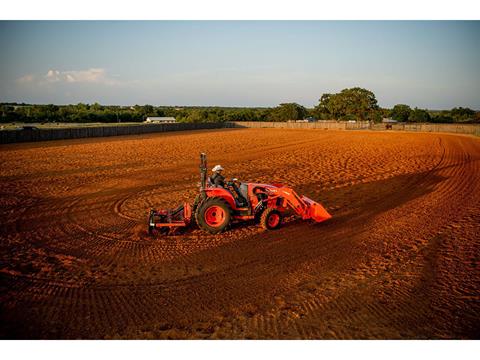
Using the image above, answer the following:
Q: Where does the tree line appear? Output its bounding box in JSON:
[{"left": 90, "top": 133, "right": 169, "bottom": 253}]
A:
[{"left": 1, "top": 88, "right": 478, "bottom": 124}]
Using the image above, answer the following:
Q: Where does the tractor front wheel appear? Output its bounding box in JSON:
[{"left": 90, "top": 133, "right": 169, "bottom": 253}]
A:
[
  {"left": 260, "top": 208, "right": 283, "bottom": 230},
  {"left": 196, "top": 197, "right": 232, "bottom": 234}
]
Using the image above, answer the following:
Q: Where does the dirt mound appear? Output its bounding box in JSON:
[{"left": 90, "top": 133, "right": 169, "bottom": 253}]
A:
[{"left": 1, "top": 129, "right": 479, "bottom": 339}]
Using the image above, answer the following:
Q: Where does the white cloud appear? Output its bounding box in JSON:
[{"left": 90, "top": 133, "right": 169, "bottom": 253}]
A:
[
  {"left": 45, "top": 69, "right": 60, "bottom": 82},
  {"left": 44, "top": 68, "right": 117, "bottom": 84},
  {"left": 17, "top": 68, "right": 119, "bottom": 86}
]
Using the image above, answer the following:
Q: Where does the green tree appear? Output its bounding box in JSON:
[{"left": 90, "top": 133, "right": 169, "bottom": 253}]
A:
[
  {"left": 431, "top": 115, "right": 453, "bottom": 123},
  {"left": 339, "top": 87, "right": 379, "bottom": 121},
  {"left": 185, "top": 109, "right": 207, "bottom": 123},
  {"left": 315, "top": 93, "right": 335, "bottom": 119},
  {"left": 0, "top": 104, "right": 18, "bottom": 122},
  {"left": 314, "top": 87, "right": 379, "bottom": 121},
  {"left": 390, "top": 104, "right": 412, "bottom": 122},
  {"left": 408, "top": 108, "right": 431, "bottom": 123},
  {"left": 268, "top": 103, "right": 307, "bottom": 122},
  {"left": 143, "top": 104, "right": 154, "bottom": 117},
  {"left": 91, "top": 102, "right": 102, "bottom": 111},
  {"left": 450, "top": 107, "right": 475, "bottom": 122}
]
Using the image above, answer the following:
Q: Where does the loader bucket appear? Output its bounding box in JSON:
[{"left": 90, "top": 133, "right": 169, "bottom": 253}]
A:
[{"left": 301, "top": 196, "right": 332, "bottom": 223}]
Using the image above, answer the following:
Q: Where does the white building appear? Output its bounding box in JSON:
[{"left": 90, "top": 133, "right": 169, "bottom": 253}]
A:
[
  {"left": 144, "top": 117, "right": 176, "bottom": 124},
  {"left": 382, "top": 118, "right": 398, "bottom": 123}
]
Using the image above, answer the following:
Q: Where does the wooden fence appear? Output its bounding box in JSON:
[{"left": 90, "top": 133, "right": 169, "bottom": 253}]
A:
[
  {"left": 2, "top": 121, "right": 479, "bottom": 144},
  {"left": 229, "top": 121, "right": 480, "bottom": 136},
  {"left": 0, "top": 122, "right": 227, "bottom": 144}
]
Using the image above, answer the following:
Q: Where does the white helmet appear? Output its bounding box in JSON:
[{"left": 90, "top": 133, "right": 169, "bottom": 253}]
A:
[{"left": 212, "top": 165, "right": 224, "bottom": 172}]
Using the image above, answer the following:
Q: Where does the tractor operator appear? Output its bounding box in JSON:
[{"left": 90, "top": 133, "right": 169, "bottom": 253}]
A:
[
  {"left": 211, "top": 165, "right": 226, "bottom": 187},
  {"left": 211, "top": 165, "right": 248, "bottom": 207}
]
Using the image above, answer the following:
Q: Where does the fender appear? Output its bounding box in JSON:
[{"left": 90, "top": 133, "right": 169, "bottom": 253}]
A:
[{"left": 204, "top": 187, "right": 237, "bottom": 210}]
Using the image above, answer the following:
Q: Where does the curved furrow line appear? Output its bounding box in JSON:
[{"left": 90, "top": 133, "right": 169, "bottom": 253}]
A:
[{"left": 431, "top": 138, "right": 468, "bottom": 196}]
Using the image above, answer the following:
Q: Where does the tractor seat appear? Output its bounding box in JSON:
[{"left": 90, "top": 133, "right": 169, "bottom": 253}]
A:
[{"left": 239, "top": 183, "right": 248, "bottom": 199}]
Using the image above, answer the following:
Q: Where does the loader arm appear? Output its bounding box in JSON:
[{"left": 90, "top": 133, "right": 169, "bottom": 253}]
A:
[{"left": 277, "top": 188, "right": 308, "bottom": 217}]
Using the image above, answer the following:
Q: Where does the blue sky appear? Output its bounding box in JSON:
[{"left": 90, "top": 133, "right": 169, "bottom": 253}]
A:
[{"left": 1, "top": 21, "right": 479, "bottom": 109}]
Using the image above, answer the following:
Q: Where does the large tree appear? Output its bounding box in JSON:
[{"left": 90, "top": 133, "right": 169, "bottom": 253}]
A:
[
  {"left": 314, "top": 87, "right": 379, "bottom": 121},
  {"left": 390, "top": 104, "right": 412, "bottom": 122}
]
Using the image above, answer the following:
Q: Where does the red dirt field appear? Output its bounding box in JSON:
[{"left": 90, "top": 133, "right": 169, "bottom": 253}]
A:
[{"left": 1, "top": 128, "right": 479, "bottom": 339}]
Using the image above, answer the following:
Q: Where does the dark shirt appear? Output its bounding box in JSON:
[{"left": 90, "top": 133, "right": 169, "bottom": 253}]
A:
[{"left": 211, "top": 172, "right": 225, "bottom": 188}]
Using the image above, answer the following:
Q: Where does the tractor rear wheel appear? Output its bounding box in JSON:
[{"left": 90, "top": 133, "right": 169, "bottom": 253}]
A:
[
  {"left": 196, "top": 197, "right": 232, "bottom": 234},
  {"left": 260, "top": 208, "right": 283, "bottom": 230}
]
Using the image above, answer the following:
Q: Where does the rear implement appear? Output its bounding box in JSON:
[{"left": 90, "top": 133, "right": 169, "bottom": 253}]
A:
[{"left": 148, "top": 202, "right": 192, "bottom": 235}]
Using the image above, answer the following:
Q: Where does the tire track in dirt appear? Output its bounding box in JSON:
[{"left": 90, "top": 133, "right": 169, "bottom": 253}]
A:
[{"left": 1, "top": 130, "right": 479, "bottom": 339}]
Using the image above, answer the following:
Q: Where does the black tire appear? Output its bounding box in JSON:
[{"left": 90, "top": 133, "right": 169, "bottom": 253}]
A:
[
  {"left": 196, "top": 197, "right": 232, "bottom": 234},
  {"left": 191, "top": 195, "right": 202, "bottom": 226},
  {"left": 260, "top": 208, "right": 283, "bottom": 230}
]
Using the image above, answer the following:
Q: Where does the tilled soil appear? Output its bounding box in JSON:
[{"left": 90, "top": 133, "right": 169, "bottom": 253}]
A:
[{"left": 0, "top": 128, "right": 479, "bottom": 339}]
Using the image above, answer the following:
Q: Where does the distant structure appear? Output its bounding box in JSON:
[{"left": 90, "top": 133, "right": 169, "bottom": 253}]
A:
[
  {"left": 144, "top": 117, "right": 176, "bottom": 124},
  {"left": 291, "top": 117, "right": 317, "bottom": 123},
  {"left": 382, "top": 118, "right": 398, "bottom": 130},
  {"left": 382, "top": 118, "right": 398, "bottom": 124}
]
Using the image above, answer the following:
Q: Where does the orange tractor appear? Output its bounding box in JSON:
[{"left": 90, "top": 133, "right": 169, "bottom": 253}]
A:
[{"left": 148, "top": 153, "right": 331, "bottom": 235}]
